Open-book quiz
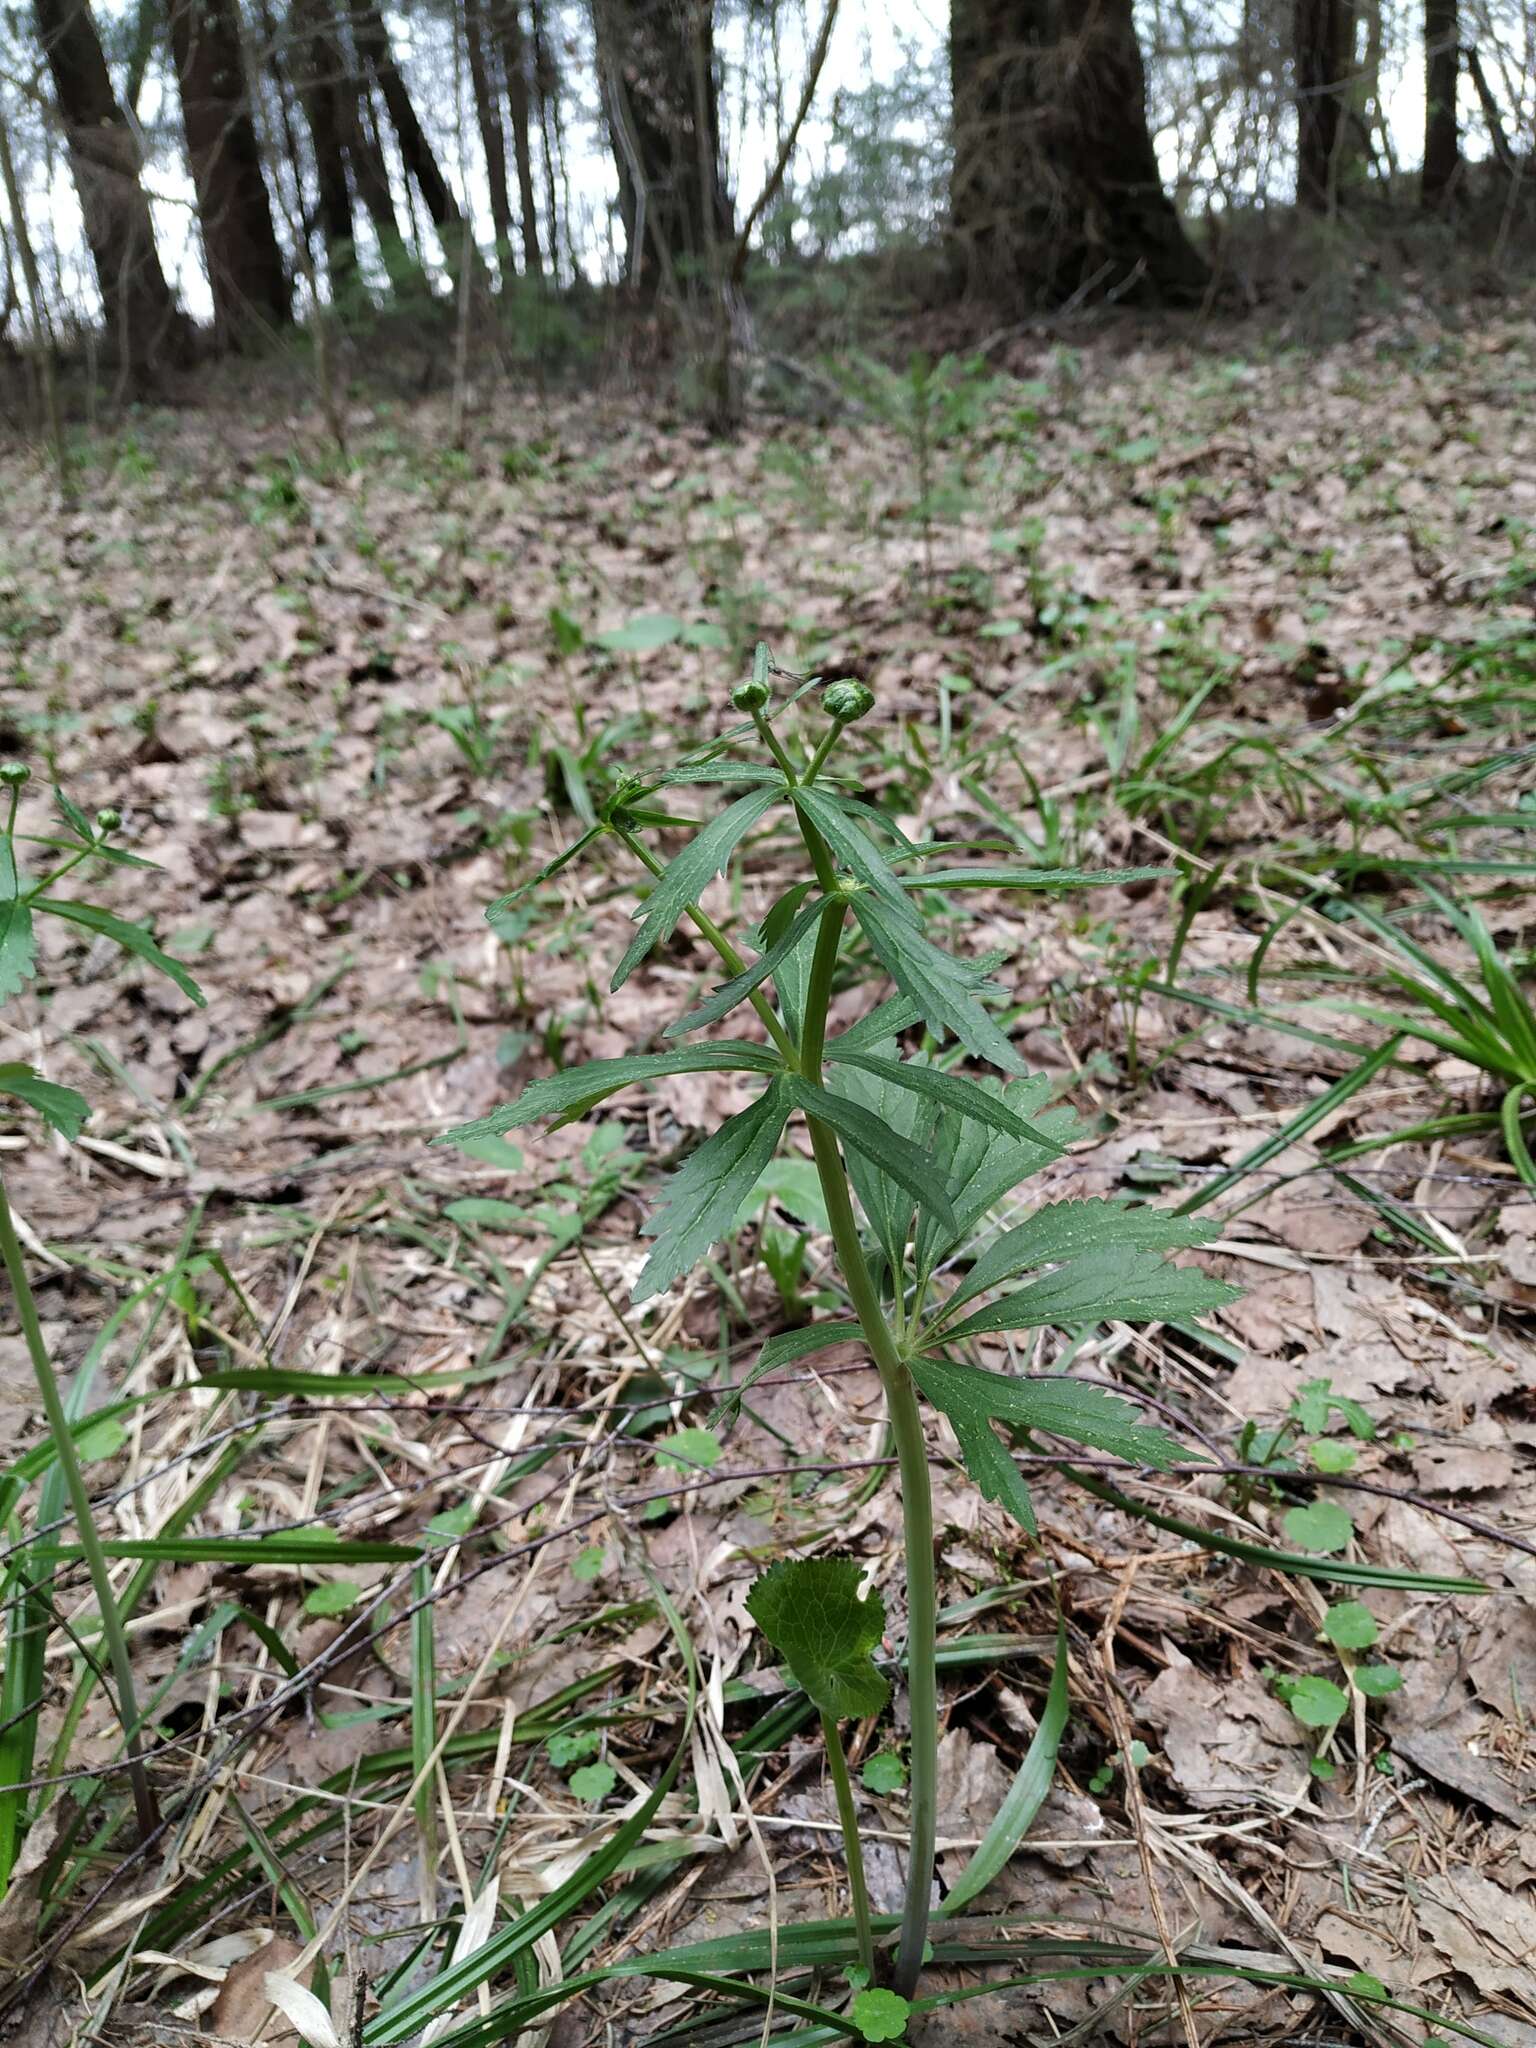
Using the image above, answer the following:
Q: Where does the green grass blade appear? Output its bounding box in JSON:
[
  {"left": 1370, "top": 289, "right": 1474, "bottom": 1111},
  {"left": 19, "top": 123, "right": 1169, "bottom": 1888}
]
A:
[
  {"left": 364, "top": 1572, "right": 700, "bottom": 2044},
  {"left": 940, "top": 1620, "right": 1067, "bottom": 1916},
  {"left": 1071, "top": 1468, "right": 1485, "bottom": 1591},
  {"left": 1173, "top": 1035, "right": 1402, "bottom": 1216}
]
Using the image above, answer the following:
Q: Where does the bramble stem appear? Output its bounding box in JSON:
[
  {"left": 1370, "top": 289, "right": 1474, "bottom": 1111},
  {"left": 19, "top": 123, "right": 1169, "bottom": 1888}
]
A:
[
  {"left": 820, "top": 1708, "right": 876, "bottom": 1981},
  {"left": 0, "top": 1170, "right": 159, "bottom": 1840},
  {"left": 798, "top": 895, "right": 937, "bottom": 1998}
]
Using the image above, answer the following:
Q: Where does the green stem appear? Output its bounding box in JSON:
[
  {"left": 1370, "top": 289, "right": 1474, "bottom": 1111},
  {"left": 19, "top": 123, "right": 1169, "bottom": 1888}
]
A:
[
  {"left": 615, "top": 826, "right": 796, "bottom": 1064},
  {"left": 819, "top": 1708, "right": 876, "bottom": 1981},
  {"left": 751, "top": 711, "right": 799, "bottom": 783},
  {"left": 798, "top": 899, "right": 937, "bottom": 2000},
  {"left": 0, "top": 1171, "right": 159, "bottom": 1840},
  {"left": 801, "top": 722, "right": 844, "bottom": 786}
]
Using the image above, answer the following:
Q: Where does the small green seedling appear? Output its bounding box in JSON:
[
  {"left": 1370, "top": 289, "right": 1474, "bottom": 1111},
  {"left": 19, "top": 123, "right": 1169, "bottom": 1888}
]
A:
[{"left": 440, "top": 654, "right": 1238, "bottom": 1994}]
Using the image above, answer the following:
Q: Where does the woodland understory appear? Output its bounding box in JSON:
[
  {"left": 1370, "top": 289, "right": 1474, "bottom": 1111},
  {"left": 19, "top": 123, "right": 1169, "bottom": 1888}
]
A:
[{"left": 0, "top": 305, "right": 1534, "bottom": 2048}]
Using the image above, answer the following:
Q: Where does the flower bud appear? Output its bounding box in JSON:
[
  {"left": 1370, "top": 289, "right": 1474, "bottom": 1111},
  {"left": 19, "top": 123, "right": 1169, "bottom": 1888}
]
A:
[
  {"left": 0, "top": 761, "right": 29, "bottom": 788},
  {"left": 824, "top": 680, "right": 875, "bottom": 724},
  {"left": 732, "top": 677, "right": 772, "bottom": 713},
  {"left": 94, "top": 807, "right": 121, "bottom": 834}
]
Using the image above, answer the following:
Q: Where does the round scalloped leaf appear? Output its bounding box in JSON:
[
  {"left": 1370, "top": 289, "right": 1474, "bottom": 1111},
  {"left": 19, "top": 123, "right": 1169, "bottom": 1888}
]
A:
[
  {"left": 850, "top": 1988, "right": 911, "bottom": 2042},
  {"left": 746, "top": 1558, "right": 889, "bottom": 1721}
]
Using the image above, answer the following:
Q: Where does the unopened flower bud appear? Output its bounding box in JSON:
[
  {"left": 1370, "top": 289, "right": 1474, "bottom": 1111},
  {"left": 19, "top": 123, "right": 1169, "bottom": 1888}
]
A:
[
  {"left": 94, "top": 807, "right": 121, "bottom": 834},
  {"left": 824, "top": 680, "right": 875, "bottom": 724},
  {"left": 0, "top": 761, "right": 29, "bottom": 788},
  {"left": 732, "top": 677, "right": 771, "bottom": 713}
]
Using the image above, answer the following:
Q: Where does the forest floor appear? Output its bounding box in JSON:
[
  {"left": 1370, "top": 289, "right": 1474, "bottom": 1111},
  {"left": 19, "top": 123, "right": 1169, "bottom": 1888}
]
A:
[{"left": 1, "top": 306, "right": 1535, "bottom": 2048}]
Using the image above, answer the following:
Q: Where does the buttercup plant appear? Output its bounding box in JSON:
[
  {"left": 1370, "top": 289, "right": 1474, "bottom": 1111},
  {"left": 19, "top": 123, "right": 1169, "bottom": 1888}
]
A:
[{"left": 445, "top": 648, "right": 1240, "bottom": 1996}]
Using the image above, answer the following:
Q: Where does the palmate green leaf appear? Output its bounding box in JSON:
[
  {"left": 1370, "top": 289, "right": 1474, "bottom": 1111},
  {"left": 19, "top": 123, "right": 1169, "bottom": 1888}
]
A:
[
  {"left": 665, "top": 894, "right": 826, "bottom": 1036},
  {"left": 937, "top": 1200, "right": 1219, "bottom": 1327},
  {"left": 833, "top": 991, "right": 925, "bottom": 1050},
  {"left": 747, "top": 1558, "right": 890, "bottom": 1720},
  {"left": 939, "top": 1248, "right": 1239, "bottom": 1343},
  {"left": 916, "top": 1078, "right": 1080, "bottom": 1278},
  {"left": 854, "top": 895, "right": 1025, "bottom": 1075},
  {"left": 910, "top": 1356, "right": 1193, "bottom": 1536},
  {"left": 647, "top": 762, "right": 789, "bottom": 790},
  {"left": 0, "top": 835, "right": 35, "bottom": 1007},
  {"left": 486, "top": 822, "right": 608, "bottom": 916},
  {"left": 710, "top": 1321, "right": 862, "bottom": 1425},
  {"left": 438, "top": 1044, "right": 781, "bottom": 1143},
  {"left": 0, "top": 1062, "right": 91, "bottom": 1141},
  {"left": 785, "top": 1076, "right": 957, "bottom": 1237},
  {"left": 828, "top": 1043, "right": 929, "bottom": 1275},
  {"left": 635, "top": 1081, "right": 792, "bottom": 1303},
  {"left": 37, "top": 898, "right": 206, "bottom": 1007},
  {"left": 612, "top": 786, "right": 781, "bottom": 991},
  {"left": 825, "top": 1048, "right": 1065, "bottom": 1154},
  {"left": 789, "top": 785, "right": 910, "bottom": 911}
]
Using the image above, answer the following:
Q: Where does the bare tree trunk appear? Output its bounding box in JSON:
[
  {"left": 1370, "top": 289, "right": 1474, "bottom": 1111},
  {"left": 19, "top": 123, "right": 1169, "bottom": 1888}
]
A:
[
  {"left": 465, "top": 0, "right": 514, "bottom": 272},
  {"left": 0, "top": 97, "right": 68, "bottom": 493},
  {"left": 352, "top": 0, "right": 478, "bottom": 271},
  {"left": 950, "top": 0, "right": 1208, "bottom": 304},
  {"left": 289, "top": 0, "right": 357, "bottom": 277},
  {"left": 594, "top": 0, "right": 732, "bottom": 298},
  {"left": 1462, "top": 42, "right": 1517, "bottom": 176},
  {"left": 1294, "top": 0, "right": 1355, "bottom": 211},
  {"left": 34, "top": 0, "right": 192, "bottom": 377},
  {"left": 496, "top": 0, "right": 544, "bottom": 276},
  {"left": 1421, "top": 0, "right": 1460, "bottom": 203},
  {"left": 168, "top": 0, "right": 290, "bottom": 344}
]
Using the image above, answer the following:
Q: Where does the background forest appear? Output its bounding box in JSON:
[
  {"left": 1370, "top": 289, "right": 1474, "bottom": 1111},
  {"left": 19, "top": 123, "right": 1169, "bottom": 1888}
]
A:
[{"left": 0, "top": 0, "right": 1535, "bottom": 408}]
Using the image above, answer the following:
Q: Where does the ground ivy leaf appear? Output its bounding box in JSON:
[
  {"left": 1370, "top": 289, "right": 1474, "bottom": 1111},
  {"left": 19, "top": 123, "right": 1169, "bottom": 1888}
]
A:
[
  {"left": 568, "top": 1761, "right": 617, "bottom": 1801},
  {"left": 653, "top": 1427, "right": 722, "bottom": 1473},
  {"left": 746, "top": 1557, "right": 890, "bottom": 1720},
  {"left": 1322, "top": 1600, "right": 1378, "bottom": 1649},
  {"left": 1282, "top": 1674, "right": 1349, "bottom": 1728},
  {"left": 634, "top": 1081, "right": 792, "bottom": 1303},
  {"left": 1352, "top": 1664, "right": 1403, "bottom": 1697},
  {"left": 861, "top": 1751, "right": 907, "bottom": 1794},
  {"left": 849, "top": 1987, "right": 911, "bottom": 2042},
  {"left": 1283, "top": 1501, "right": 1355, "bottom": 1554},
  {"left": 303, "top": 1580, "right": 362, "bottom": 1616}
]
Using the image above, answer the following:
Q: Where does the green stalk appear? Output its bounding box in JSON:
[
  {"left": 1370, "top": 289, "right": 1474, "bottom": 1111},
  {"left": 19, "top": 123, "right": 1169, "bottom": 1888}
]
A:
[
  {"left": 819, "top": 1708, "right": 876, "bottom": 1981},
  {"left": 0, "top": 1171, "right": 159, "bottom": 1839},
  {"left": 798, "top": 895, "right": 938, "bottom": 1999}
]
